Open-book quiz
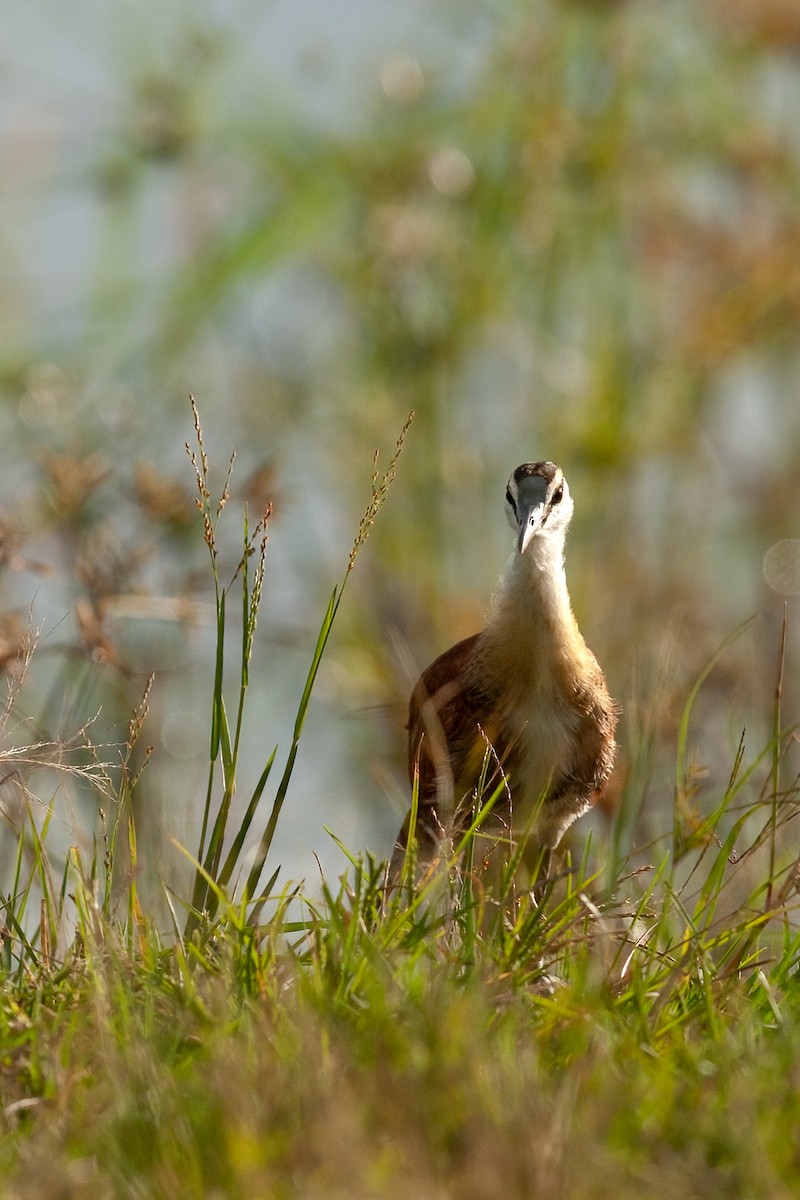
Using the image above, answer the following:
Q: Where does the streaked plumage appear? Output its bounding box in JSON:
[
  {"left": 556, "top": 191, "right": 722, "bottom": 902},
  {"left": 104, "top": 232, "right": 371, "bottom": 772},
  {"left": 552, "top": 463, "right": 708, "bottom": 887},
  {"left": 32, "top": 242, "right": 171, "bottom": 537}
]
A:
[{"left": 391, "top": 461, "right": 617, "bottom": 883}]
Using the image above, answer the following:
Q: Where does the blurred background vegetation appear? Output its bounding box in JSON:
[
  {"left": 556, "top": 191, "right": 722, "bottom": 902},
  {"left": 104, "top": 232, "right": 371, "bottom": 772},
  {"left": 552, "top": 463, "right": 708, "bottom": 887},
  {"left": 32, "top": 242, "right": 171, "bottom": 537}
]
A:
[{"left": 0, "top": 0, "right": 799, "bottom": 904}]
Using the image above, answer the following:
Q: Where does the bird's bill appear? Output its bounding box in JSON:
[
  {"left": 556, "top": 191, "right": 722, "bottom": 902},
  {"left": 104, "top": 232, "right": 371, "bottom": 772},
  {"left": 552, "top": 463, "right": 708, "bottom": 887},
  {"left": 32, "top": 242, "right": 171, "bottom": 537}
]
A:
[{"left": 517, "top": 501, "right": 547, "bottom": 554}]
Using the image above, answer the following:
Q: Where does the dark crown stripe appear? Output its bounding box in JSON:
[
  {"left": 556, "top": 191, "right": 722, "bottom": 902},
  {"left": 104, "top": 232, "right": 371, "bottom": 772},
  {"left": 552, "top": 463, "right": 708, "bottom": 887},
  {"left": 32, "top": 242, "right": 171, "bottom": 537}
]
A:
[{"left": 513, "top": 461, "right": 558, "bottom": 486}]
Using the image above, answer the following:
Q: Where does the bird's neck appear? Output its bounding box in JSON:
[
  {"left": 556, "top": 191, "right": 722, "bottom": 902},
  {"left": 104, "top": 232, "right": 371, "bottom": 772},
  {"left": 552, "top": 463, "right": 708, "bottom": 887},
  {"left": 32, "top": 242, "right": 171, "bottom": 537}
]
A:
[{"left": 482, "top": 533, "right": 592, "bottom": 691}]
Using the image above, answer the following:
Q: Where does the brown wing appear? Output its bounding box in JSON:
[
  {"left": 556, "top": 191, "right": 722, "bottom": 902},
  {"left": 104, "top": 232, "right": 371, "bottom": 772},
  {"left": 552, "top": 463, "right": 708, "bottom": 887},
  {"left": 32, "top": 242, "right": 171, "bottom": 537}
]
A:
[
  {"left": 389, "top": 633, "right": 523, "bottom": 880},
  {"left": 405, "top": 633, "right": 518, "bottom": 832},
  {"left": 408, "top": 635, "right": 479, "bottom": 794}
]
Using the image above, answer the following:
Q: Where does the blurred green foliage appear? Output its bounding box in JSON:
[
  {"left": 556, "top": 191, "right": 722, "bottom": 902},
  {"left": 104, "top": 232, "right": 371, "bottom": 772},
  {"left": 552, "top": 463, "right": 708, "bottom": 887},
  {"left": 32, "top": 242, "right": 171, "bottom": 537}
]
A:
[{"left": 0, "top": 0, "right": 798, "bottom": 884}]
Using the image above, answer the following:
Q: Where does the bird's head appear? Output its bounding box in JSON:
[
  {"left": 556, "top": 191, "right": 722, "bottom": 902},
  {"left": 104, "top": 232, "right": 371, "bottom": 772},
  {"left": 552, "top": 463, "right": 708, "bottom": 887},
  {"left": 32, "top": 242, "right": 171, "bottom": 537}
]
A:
[{"left": 505, "top": 461, "right": 573, "bottom": 554}]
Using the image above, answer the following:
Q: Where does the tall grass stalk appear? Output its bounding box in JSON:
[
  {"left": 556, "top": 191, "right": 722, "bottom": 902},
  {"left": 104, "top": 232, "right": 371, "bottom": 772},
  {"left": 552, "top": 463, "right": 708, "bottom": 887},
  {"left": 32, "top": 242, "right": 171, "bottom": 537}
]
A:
[
  {"left": 767, "top": 603, "right": 789, "bottom": 911},
  {"left": 183, "top": 402, "right": 414, "bottom": 935}
]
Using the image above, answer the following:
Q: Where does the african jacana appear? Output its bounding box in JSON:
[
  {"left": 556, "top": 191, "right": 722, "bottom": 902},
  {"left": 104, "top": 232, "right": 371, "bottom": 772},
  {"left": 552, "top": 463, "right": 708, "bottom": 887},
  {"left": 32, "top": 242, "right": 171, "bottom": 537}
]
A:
[{"left": 391, "top": 461, "right": 617, "bottom": 885}]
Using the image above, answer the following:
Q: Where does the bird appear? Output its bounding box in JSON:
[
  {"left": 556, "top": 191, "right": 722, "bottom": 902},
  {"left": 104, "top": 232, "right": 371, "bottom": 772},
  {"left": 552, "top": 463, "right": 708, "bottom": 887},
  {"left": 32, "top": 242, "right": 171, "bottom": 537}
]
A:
[{"left": 390, "top": 460, "right": 617, "bottom": 888}]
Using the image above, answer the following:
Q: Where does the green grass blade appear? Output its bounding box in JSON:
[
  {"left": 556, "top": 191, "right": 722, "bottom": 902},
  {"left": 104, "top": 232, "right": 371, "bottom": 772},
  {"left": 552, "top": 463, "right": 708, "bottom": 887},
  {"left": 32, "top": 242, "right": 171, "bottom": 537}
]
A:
[
  {"left": 218, "top": 746, "right": 278, "bottom": 891},
  {"left": 210, "top": 590, "right": 226, "bottom": 762},
  {"left": 218, "top": 694, "right": 234, "bottom": 794},
  {"left": 292, "top": 586, "right": 339, "bottom": 743},
  {"left": 244, "top": 587, "right": 340, "bottom": 900}
]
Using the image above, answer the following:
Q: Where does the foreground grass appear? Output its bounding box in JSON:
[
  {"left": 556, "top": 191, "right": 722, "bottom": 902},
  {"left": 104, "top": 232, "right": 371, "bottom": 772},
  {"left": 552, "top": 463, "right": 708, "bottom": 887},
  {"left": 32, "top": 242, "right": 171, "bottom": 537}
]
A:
[{"left": 3, "top": 830, "right": 800, "bottom": 1200}]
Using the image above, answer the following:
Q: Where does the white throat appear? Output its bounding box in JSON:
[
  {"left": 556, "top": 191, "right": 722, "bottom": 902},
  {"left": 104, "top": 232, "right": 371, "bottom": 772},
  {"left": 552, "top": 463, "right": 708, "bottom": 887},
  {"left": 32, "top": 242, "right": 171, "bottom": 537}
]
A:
[{"left": 481, "top": 528, "right": 590, "bottom": 690}]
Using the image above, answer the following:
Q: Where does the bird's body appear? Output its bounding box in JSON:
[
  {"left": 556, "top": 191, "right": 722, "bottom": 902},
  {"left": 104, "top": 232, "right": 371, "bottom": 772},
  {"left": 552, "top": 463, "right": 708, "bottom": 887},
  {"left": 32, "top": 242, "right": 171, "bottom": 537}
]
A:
[{"left": 391, "top": 461, "right": 617, "bottom": 883}]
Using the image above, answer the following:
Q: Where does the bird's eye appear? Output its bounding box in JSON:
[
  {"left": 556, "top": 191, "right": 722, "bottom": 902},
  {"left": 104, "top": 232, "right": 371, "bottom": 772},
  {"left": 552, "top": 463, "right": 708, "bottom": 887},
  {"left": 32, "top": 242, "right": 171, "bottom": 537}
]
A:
[
  {"left": 506, "top": 486, "right": 516, "bottom": 514},
  {"left": 551, "top": 484, "right": 564, "bottom": 505}
]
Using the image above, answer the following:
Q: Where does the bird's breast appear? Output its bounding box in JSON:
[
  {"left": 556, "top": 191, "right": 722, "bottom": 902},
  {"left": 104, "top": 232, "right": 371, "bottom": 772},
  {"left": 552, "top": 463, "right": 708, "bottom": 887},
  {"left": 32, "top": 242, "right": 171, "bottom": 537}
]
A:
[{"left": 509, "top": 694, "right": 580, "bottom": 807}]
